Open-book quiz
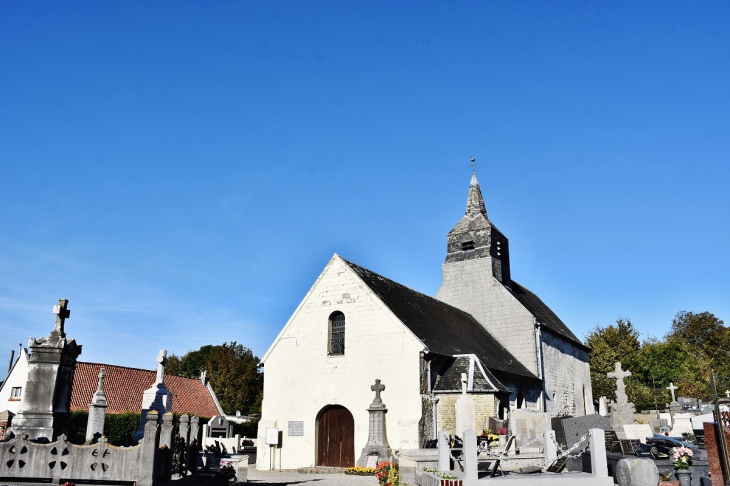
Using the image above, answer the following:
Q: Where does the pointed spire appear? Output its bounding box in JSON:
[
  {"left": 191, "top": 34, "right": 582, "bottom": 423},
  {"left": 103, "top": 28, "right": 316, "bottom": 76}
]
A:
[{"left": 465, "top": 171, "right": 487, "bottom": 218}]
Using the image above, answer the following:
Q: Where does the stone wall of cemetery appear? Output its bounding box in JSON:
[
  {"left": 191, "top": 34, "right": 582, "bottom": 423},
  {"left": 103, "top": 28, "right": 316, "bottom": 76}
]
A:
[
  {"left": 435, "top": 394, "right": 497, "bottom": 436},
  {"left": 435, "top": 258, "right": 539, "bottom": 377},
  {"left": 541, "top": 331, "right": 593, "bottom": 416},
  {"left": 257, "top": 255, "right": 426, "bottom": 470}
]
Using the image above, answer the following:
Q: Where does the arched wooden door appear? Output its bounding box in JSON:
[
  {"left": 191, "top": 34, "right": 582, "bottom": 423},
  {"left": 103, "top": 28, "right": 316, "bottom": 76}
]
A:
[{"left": 316, "top": 405, "right": 355, "bottom": 467}]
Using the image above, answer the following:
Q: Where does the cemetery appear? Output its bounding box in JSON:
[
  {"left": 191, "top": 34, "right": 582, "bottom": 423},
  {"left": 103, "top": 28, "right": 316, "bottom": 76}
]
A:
[{"left": 0, "top": 300, "right": 256, "bottom": 486}]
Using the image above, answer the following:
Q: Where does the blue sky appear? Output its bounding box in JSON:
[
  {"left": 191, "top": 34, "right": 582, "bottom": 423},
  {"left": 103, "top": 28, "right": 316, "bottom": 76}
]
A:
[{"left": 1, "top": 1, "right": 728, "bottom": 369}]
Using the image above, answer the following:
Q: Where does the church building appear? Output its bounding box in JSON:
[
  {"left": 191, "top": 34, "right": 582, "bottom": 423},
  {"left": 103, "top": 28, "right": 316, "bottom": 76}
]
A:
[{"left": 256, "top": 171, "right": 592, "bottom": 470}]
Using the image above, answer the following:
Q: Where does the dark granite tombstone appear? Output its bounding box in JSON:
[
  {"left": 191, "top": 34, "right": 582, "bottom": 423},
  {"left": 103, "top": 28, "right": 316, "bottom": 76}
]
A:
[{"left": 561, "top": 414, "right": 610, "bottom": 448}]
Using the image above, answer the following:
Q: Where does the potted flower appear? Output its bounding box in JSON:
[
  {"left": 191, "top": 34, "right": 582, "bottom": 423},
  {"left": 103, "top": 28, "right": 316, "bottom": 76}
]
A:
[
  {"left": 497, "top": 427, "right": 508, "bottom": 449},
  {"left": 672, "top": 446, "right": 693, "bottom": 486}
]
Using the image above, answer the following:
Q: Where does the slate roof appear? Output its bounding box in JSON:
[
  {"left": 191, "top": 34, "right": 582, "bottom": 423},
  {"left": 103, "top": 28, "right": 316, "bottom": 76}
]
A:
[
  {"left": 72, "top": 362, "right": 222, "bottom": 417},
  {"left": 433, "top": 355, "right": 510, "bottom": 393},
  {"left": 344, "top": 259, "right": 537, "bottom": 380},
  {"left": 508, "top": 281, "right": 587, "bottom": 349}
]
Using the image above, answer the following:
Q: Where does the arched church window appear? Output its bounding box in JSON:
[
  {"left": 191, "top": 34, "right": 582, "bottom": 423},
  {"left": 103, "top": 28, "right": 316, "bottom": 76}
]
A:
[{"left": 328, "top": 312, "right": 345, "bottom": 356}]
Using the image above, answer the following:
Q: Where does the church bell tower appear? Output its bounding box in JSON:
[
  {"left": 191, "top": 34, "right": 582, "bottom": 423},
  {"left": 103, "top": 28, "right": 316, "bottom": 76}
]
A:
[{"left": 443, "top": 171, "right": 510, "bottom": 284}]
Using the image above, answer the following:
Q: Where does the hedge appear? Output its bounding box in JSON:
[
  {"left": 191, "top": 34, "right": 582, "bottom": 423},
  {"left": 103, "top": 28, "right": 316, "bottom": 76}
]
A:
[{"left": 71, "top": 412, "right": 215, "bottom": 446}]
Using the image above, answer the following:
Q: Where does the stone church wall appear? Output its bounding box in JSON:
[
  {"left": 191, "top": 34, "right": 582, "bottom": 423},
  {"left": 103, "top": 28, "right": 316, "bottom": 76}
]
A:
[
  {"left": 541, "top": 331, "right": 593, "bottom": 416},
  {"left": 435, "top": 393, "right": 498, "bottom": 436},
  {"left": 436, "top": 258, "right": 538, "bottom": 377},
  {"left": 257, "top": 256, "right": 426, "bottom": 470}
]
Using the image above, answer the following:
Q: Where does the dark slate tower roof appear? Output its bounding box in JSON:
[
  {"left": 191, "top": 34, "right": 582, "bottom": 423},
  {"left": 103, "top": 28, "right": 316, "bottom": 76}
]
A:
[{"left": 343, "top": 258, "right": 537, "bottom": 381}]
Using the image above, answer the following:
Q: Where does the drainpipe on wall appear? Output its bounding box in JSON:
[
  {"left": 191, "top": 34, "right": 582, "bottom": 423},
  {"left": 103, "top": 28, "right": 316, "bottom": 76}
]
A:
[{"left": 534, "top": 319, "right": 546, "bottom": 412}]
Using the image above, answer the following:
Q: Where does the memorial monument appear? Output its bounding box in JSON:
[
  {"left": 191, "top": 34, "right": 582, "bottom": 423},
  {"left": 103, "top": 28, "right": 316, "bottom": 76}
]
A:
[{"left": 10, "top": 299, "right": 82, "bottom": 441}]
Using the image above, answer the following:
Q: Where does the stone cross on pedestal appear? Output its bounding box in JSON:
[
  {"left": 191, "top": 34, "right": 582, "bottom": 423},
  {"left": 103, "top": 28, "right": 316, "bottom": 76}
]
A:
[
  {"left": 371, "top": 379, "right": 385, "bottom": 407},
  {"left": 86, "top": 367, "right": 108, "bottom": 442},
  {"left": 357, "top": 379, "right": 391, "bottom": 467},
  {"left": 155, "top": 350, "right": 167, "bottom": 385},
  {"left": 52, "top": 299, "right": 71, "bottom": 337},
  {"left": 607, "top": 362, "right": 631, "bottom": 404},
  {"left": 666, "top": 382, "right": 678, "bottom": 402}
]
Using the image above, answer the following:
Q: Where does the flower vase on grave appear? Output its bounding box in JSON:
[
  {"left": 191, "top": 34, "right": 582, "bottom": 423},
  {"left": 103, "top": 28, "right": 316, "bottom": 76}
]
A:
[
  {"left": 498, "top": 434, "right": 507, "bottom": 449},
  {"left": 674, "top": 470, "right": 691, "bottom": 486}
]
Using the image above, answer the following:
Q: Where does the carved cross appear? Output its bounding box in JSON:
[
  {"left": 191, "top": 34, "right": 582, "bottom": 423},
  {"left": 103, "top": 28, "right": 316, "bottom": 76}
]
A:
[
  {"left": 725, "top": 390, "right": 730, "bottom": 398},
  {"left": 52, "top": 299, "right": 71, "bottom": 336},
  {"left": 461, "top": 372, "right": 468, "bottom": 395},
  {"left": 607, "top": 362, "right": 631, "bottom": 404},
  {"left": 371, "top": 379, "right": 385, "bottom": 404},
  {"left": 666, "top": 382, "right": 678, "bottom": 402},
  {"left": 155, "top": 350, "right": 168, "bottom": 384}
]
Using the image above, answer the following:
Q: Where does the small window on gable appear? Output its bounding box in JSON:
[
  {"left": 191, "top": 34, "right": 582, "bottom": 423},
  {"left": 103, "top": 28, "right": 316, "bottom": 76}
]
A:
[
  {"left": 328, "top": 312, "right": 345, "bottom": 356},
  {"left": 461, "top": 241, "right": 475, "bottom": 251},
  {"left": 10, "top": 387, "right": 21, "bottom": 399}
]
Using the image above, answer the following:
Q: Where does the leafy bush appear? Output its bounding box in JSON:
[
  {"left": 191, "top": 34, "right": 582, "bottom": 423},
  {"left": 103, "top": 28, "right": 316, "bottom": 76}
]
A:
[{"left": 71, "top": 411, "right": 140, "bottom": 446}]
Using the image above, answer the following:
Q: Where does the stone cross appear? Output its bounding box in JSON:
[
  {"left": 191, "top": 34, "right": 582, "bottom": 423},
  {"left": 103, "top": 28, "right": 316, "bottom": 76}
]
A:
[
  {"left": 726, "top": 390, "right": 730, "bottom": 398},
  {"left": 666, "top": 382, "right": 678, "bottom": 402},
  {"left": 155, "top": 350, "right": 167, "bottom": 385},
  {"left": 461, "top": 372, "right": 468, "bottom": 395},
  {"left": 371, "top": 379, "right": 385, "bottom": 405},
  {"left": 52, "top": 299, "right": 71, "bottom": 337},
  {"left": 97, "top": 368, "right": 106, "bottom": 393},
  {"left": 607, "top": 362, "right": 631, "bottom": 404}
]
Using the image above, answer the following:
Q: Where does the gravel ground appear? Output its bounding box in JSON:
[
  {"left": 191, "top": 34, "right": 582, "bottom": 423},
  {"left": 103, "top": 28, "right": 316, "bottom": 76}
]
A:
[{"left": 245, "top": 470, "right": 378, "bottom": 485}]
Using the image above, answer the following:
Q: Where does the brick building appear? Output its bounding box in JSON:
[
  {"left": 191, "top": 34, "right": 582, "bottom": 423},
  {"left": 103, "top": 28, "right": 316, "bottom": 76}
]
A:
[{"left": 256, "top": 171, "right": 592, "bottom": 470}]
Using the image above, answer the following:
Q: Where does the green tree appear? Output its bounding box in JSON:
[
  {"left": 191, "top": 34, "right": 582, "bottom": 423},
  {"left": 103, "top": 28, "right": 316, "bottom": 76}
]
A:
[
  {"left": 585, "top": 318, "right": 642, "bottom": 401},
  {"left": 207, "top": 342, "right": 263, "bottom": 415},
  {"left": 667, "top": 311, "right": 729, "bottom": 395}
]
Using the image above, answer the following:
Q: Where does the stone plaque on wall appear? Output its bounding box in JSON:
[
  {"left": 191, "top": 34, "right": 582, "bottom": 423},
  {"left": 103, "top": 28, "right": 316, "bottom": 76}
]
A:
[{"left": 288, "top": 421, "right": 304, "bottom": 436}]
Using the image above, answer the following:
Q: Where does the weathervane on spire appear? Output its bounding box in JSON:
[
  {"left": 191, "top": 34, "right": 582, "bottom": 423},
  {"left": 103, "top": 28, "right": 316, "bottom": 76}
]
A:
[{"left": 469, "top": 156, "right": 476, "bottom": 172}]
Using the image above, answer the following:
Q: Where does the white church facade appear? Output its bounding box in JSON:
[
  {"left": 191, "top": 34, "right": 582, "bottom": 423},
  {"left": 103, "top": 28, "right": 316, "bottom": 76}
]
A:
[{"left": 256, "top": 172, "right": 592, "bottom": 469}]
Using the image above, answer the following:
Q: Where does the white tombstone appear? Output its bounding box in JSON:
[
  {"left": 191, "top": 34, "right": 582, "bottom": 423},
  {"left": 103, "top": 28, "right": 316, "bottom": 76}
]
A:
[
  {"left": 691, "top": 412, "right": 715, "bottom": 430},
  {"left": 462, "top": 429, "right": 478, "bottom": 480},
  {"left": 670, "top": 413, "right": 694, "bottom": 436},
  {"left": 618, "top": 423, "right": 653, "bottom": 443},
  {"left": 438, "top": 430, "right": 450, "bottom": 472},
  {"left": 599, "top": 396, "right": 609, "bottom": 416},
  {"left": 511, "top": 408, "right": 551, "bottom": 452},
  {"left": 543, "top": 430, "right": 557, "bottom": 467},
  {"left": 454, "top": 373, "right": 476, "bottom": 438}
]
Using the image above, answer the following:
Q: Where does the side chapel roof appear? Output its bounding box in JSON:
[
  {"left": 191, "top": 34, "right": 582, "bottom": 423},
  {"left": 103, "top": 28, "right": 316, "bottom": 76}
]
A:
[
  {"left": 72, "top": 362, "right": 222, "bottom": 417},
  {"left": 343, "top": 259, "right": 537, "bottom": 381},
  {"left": 433, "top": 354, "right": 511, "bottom": 393}
]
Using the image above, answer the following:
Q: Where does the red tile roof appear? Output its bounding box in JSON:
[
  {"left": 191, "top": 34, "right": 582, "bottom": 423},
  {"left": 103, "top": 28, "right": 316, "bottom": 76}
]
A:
[{"left": 71, "top": 362, "right": 221, "bottom": 417}]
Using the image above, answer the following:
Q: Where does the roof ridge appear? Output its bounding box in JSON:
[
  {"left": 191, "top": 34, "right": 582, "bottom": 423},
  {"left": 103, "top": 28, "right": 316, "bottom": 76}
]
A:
[
  {"left": 341, "top": 258, "right": 477, "bottom": 319},
  {"left": 77, "top": 361, "right": 203, "bottom": 383}
]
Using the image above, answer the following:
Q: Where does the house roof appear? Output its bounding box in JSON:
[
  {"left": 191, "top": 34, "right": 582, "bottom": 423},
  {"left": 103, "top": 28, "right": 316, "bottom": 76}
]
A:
[
  {"left": 72, "top": 362, "right": 222, "bottom": 417},
  {"left": 508, "top": 281, "right": 587, "bottom": 350},
  {"left": 433, "top": 355, "right": 511, "bottom": 393},
  {"left": 344, "top": 259, "right": 537, "bottom": 380}
]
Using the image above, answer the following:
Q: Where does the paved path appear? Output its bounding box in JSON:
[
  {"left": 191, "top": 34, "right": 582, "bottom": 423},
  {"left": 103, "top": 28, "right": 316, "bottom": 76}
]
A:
[{"left": 245, "top": 470, "right": 378, "bottom": 485}]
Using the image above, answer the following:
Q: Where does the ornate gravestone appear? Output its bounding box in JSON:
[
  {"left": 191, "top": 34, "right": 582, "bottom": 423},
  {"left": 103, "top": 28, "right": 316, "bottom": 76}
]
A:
[
  {"left": 607, "top": 362, "right": 637, "bottom": 436},
  {"left": 357, "top": 379, "right": 392, "bottom": 467},
  {"left": 10, "top": 299, "right": 82, "bottom": 441},
  {"left": 133, "top": 350, "right": 172, "bottom": 441},
  {"left": 86, "top": 368, "right": 107, "bottom": 442}
]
